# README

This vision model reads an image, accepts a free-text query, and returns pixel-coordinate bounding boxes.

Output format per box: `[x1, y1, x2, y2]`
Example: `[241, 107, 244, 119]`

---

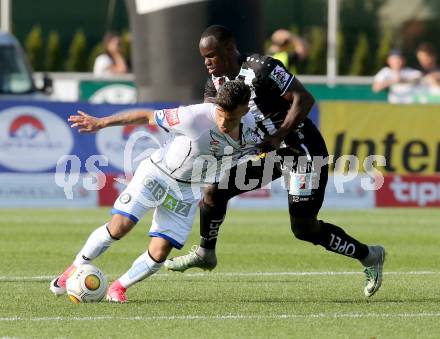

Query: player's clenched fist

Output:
[68, 110, 103, 133]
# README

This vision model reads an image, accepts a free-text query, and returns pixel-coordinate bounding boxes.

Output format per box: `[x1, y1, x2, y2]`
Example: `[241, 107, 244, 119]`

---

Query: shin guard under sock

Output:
[118, 251, 163, 288]
[73, 224, 117, 266]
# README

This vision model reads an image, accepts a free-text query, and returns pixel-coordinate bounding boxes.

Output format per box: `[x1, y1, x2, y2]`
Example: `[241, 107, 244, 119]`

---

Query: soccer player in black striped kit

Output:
[165, 25, 385, 297]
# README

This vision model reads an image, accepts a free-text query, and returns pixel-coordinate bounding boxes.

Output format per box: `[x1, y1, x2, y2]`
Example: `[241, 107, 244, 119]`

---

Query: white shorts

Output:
[112, 159, 201, 249]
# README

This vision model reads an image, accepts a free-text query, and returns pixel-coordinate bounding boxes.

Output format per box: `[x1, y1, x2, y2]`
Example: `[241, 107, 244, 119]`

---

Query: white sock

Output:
[118, 252, 163, 289]
[73, 224, 116, 267]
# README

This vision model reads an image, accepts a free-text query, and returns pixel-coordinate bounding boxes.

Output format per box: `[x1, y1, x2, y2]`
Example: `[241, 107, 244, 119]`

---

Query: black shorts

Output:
[215, 119, 329, 218]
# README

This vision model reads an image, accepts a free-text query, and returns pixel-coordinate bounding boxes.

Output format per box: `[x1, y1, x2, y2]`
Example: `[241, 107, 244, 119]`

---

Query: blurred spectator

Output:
[93, 32, 128, 77]
[268, 29, 308, 74]
[416, 43, 440, 88]
[372, 49, 421, 93]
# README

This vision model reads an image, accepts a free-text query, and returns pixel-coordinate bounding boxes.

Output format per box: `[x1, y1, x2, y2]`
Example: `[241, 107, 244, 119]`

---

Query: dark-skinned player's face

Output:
[199, 37, 231, 77]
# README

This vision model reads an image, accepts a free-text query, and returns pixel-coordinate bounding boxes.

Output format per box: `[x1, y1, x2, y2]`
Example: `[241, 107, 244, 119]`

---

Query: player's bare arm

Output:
[262, 78, 315, 150]
[68, 110, 155, 133]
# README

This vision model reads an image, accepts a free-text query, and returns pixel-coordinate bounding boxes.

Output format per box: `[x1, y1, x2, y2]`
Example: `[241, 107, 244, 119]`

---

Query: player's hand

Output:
[68, 110, 103, 133]
[260, 134, 283, 152]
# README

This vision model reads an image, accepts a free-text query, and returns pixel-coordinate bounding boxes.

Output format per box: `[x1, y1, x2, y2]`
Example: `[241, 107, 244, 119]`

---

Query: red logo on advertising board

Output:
[0, 107, 74, 172]
[376, 175, 440, 207]
[9, 115, 45, 138]
[98, 173, 133, 206]
[165, 108, 180, 126]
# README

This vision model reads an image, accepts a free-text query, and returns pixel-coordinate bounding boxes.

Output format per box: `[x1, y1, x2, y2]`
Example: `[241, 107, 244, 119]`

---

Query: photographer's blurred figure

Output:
[268, 29, 308, 75]
[93, 32, 128, 77]
[416, 43, 440, 88]
[372, 49, 421, 93]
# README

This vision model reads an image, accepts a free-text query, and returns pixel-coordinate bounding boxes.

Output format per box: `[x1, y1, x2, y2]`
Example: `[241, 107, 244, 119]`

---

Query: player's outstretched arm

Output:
[68, 110, 155, 133]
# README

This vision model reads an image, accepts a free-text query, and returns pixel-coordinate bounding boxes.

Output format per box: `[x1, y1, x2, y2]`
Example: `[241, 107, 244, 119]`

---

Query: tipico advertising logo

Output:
[0, 106, 74, 171]
[377, 175, 440, 207]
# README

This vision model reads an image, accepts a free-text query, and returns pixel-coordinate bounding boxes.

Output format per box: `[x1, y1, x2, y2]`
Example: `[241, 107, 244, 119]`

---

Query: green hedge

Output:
[24, 26, 397, 75]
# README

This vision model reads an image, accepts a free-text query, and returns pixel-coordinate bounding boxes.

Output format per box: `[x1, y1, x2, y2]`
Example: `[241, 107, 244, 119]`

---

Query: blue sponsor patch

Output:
[154, 110, 166, 127]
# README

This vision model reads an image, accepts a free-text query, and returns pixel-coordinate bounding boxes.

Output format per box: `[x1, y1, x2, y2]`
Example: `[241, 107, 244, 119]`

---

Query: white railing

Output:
[34, 72, 135, 82]
[35, 72, 374, 85]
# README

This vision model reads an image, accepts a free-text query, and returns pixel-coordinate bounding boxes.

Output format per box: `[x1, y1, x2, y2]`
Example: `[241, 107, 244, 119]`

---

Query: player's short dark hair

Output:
[216, 80, 250, 112]
[201, 25, 235, 45]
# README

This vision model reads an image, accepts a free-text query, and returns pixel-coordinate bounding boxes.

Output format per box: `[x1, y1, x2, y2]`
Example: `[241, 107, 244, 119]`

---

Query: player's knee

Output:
[108, 214, 136, 239]
[203, 185, 228, 207]
[290, 216, 321, 243]
[148, 237, 173, 262]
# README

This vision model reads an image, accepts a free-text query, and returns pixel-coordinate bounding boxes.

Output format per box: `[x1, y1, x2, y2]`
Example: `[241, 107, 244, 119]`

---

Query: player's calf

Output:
[199, 196, 228, 250]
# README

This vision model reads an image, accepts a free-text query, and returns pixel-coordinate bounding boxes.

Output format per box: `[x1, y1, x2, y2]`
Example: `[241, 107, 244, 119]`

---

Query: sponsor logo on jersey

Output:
[269, 65, 291, 90]
[0, 106, 74, 171]
[154, 110, 166, 127]
[165, 108, 180, 126]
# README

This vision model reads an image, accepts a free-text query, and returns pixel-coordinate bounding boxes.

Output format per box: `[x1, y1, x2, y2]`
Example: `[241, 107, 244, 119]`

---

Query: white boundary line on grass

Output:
[2, 313, 440, 322]
[1, 271, 440, 282]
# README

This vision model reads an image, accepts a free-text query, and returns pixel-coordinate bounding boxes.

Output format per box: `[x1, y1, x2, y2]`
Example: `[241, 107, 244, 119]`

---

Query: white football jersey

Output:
[150, 103, 261, 184]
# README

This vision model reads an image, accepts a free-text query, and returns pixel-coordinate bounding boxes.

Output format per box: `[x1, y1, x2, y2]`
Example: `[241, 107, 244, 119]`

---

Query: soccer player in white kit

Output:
[49, 80, 261, 302]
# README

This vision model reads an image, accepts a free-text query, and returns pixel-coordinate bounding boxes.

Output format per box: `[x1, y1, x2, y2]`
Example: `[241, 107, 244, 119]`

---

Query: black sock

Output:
[199, 202, 227, 249]
[318, 221, 369, 260]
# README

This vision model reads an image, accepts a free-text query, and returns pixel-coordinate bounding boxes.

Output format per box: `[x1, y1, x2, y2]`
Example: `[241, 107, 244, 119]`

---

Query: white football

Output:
[66, 264, 107, 303]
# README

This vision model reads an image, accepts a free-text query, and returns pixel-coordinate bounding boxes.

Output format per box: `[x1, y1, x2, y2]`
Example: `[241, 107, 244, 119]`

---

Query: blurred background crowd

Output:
[5, 0, 438, 75]
[1, 0, 439, 104]
[1, 0, 439, 209]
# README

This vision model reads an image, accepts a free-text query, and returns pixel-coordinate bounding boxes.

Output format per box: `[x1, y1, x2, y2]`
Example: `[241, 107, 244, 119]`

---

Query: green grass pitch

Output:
[1, 208, 440, 338]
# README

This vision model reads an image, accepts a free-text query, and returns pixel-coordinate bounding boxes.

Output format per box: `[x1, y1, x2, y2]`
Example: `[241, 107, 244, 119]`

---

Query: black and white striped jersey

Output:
[204, 54, 295, 139]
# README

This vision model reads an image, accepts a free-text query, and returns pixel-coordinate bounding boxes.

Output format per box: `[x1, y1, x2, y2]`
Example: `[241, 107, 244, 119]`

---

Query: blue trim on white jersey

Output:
[111, 208, 139, 223]
[149, 231, 183, 249]
[154, 110, 169, 132]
